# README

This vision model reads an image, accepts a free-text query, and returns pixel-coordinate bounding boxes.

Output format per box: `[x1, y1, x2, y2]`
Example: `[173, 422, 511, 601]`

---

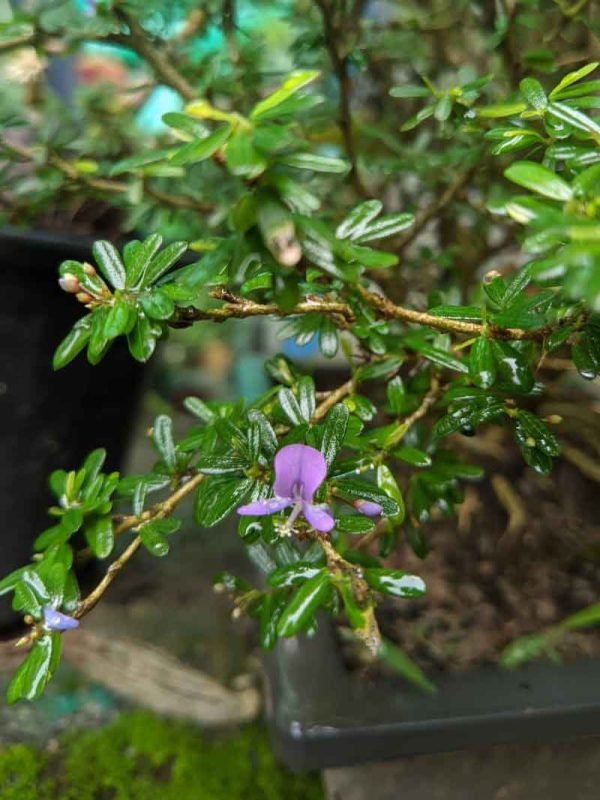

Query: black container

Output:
[264, 623, 600, 770]
[0, 228, 144, 629]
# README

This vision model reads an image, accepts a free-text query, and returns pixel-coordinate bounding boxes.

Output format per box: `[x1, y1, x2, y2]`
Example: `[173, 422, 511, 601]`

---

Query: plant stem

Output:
[113, 10, 196, 101]
[314, 0, 367, 196]
[175, 290, 356, 328]
[75, 472, 205, 619]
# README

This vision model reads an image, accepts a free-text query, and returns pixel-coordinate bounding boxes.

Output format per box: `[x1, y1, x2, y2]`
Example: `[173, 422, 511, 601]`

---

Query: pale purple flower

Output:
[237, 444, 335, 533]
[354, 499, 383, 517]
[43, 605, 79, 632]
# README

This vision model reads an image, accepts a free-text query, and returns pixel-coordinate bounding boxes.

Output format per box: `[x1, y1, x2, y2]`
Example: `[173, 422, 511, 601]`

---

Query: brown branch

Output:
[314, 0, 367, 196]
[113, 10, 196, 101]
[312, 378, 354, 421]
[1, 139, 212, 214]
[174, 290, 356, 328]
[397, 167, 475, 254]
[358, 286, 556, 341]
[75, 472, 205, 619]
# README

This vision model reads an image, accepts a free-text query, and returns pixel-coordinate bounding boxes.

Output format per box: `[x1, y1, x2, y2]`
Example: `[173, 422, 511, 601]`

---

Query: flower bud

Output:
[82, 262, 97, 276]
[483, 269, 502, 284]
[58, 273, 80, 294]
[76, 291, 93, 305]
[354, 499, 383, 517]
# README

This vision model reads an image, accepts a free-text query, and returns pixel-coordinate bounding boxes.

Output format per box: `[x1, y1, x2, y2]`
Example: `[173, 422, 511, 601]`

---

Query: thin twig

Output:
[314, 0, 367, 195]
[175, 291, 356, 328]
[113, 10, 196, 101]
[396, 167, 475, 254]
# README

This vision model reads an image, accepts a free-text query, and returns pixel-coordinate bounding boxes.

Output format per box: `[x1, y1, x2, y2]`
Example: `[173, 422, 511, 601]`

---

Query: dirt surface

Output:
[376, 439, 600, 674]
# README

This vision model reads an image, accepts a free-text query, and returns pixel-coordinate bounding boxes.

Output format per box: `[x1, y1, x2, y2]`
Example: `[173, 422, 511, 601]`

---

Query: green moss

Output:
[0, 713, 323, 800]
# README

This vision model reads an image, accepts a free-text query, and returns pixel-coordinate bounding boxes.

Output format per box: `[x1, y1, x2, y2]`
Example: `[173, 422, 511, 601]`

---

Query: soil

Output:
[360, 389, 600, 675]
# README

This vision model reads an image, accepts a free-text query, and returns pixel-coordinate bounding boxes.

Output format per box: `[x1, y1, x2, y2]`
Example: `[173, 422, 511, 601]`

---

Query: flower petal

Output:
[237, 497, 292, 516]
[302, 502, 335, 532]
[354, 499, 383, 517]
[43, 605, 79, 631]
[274, 444, 327, 501]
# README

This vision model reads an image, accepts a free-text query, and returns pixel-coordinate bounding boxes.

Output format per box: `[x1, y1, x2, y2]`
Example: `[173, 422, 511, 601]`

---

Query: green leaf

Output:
[139, 288, 175, 321]
[320, 404, 349, 468]
[250, 70, 319, 120]
[336, 200, 383, 240]
[469, 337, 496, 389]
[378, 637, 435, 693]
[476, 102, 527, 118]
[87, 308, 110, 365]
[277, 570, 330, 637]
[394, 447, 431, 467]
[389, 85, 431, 98]
[92, 241, 126, 289]
[268, 563, 325, 588]
[515, 410, 560, 456]
[550, 62, 599, 98]
[195, 476, 253, 527]
[490, 340, 534, 392]
[7, 634, 62, 704]
[353, 213, 414, 244]
[547, 101, 600, 138]
[153, 415, 176, 472]
[504, 161, 573, 201]
[184, 396, 216, 423]
[428, 305, 482, 322]
[278, 387, 305, 425]
[519, 77, 547, 110]
[501, 633, 552, 668]
[297, 377, 316, 422]
[258, 591, 288, 650]
[319, 317, 338, 358]
[124, 234, 163, 287]
[197, 454, 247, 475]
[334, 476, 401, 517]
[53, 317, 93, 370]
[84, 515, 114, 559]
[169, 125, 231, 166]
[104, 298, 136, 340]
[406, 340, 469, 374]
[138, 519, 172, 557]
[109, 149, 172, 175]
[364, 568, 426, 598]
[278, 152, 349, 173]
[127, 312, 160, 363]
[143, 241, 188, 287]
[247, 410, 278, 457]
[376, 465, 406, 523]
[560, 602, 600, 631]
[225, 131, 267, 178]
[336, 514, 374, 534]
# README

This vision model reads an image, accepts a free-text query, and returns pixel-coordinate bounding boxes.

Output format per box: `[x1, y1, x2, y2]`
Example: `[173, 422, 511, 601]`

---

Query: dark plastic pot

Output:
[264, 622, 600, 770]
[0, 228, 144, 630]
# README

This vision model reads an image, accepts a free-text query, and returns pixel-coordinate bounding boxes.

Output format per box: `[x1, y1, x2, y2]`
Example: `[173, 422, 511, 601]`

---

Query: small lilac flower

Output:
[237, 444, 335, 533]
[43, 605, 79, 632]
[354, 499, 383, 517]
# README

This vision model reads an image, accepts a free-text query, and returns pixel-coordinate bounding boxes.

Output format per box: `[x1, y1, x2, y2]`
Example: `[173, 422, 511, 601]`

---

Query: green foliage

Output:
[1, 0, 599, 703]
[0, 715, 323, 800]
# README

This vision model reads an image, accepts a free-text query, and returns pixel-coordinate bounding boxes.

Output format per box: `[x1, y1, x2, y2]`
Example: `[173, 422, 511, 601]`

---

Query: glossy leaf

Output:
[277, 570, 330, 637]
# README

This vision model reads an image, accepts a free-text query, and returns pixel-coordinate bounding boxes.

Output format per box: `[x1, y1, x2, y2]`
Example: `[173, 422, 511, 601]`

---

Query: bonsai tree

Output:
[0, 0, 599, 702]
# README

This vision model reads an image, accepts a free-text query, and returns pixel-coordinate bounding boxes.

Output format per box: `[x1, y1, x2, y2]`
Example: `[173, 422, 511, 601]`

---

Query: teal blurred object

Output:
[136, 86, 183, 133]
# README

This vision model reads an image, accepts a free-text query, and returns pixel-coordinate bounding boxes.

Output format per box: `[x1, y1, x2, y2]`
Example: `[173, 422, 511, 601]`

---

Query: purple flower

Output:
[237, 444, 335, 533]
[354, 499, 383, 517]
[43, 605, 79, 632]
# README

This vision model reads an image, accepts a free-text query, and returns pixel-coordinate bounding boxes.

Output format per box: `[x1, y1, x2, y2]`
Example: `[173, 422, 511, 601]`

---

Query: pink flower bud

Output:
[58, 273, 80, 294]
[354, 499, 383, 517]
[76, 291, 93, 305]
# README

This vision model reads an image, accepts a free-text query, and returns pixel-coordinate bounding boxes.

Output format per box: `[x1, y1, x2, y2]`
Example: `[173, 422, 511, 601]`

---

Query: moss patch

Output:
[0, 713, 323, 800]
